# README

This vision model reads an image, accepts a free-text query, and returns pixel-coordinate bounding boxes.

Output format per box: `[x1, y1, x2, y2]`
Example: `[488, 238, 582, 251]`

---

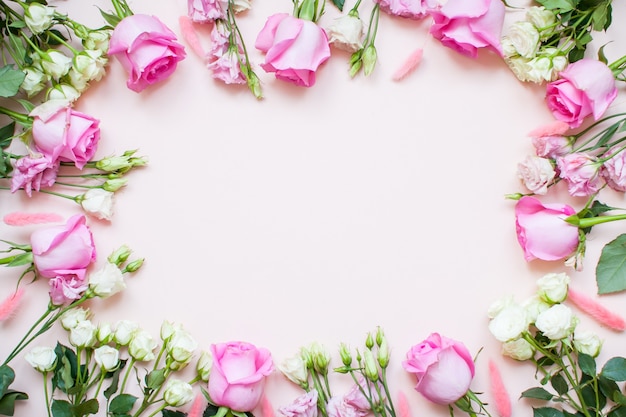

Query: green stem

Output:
[43, 371, 53, 417]
[0, 106, 31, 125]
[566, 213, 626, 228]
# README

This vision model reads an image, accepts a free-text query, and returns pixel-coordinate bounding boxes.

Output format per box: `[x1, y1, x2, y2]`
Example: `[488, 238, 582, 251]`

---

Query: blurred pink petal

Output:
[567, 288, 626, 331]
[393, 48, 423, 81]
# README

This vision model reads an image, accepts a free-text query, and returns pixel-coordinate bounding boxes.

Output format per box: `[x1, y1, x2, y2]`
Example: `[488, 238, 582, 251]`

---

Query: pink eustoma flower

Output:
[546, 59, 617, 128]
[402, 333, 475, 405]
[602, 149, 626, 192]
[48, 274, 89, 305]
[514, 196, 579, 262]
[188, 0, 225, 23]
[556, 152, 604, 197]
[255, 13, 330, 87]
[428, 0, 505, 58]
[375, 0, 438, 19]
[108, 14, 186, 92]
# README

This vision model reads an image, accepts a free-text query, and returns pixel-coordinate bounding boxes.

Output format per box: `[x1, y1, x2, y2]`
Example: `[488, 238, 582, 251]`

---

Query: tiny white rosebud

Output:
[97, 322, 114, 344]
[41, 50, 72, 80]
[25, 346, 57, 372]
[69, 320, 97, 348]
[507, 21, 540, 59]
[88, 262, 126, 298]
[47, 84, 80, 101]
[128, 329, 157, 361]
[60, 307, 91, 330]
[94, 345, 120, 372]
[573, 330, 603, 358]
[20, 67, 49, 97]
[536, 272, 570, 304]
[24, 4, 55, 34]
[501, 338, 535, 361]
[488, 303, 529, 342]
[535, 304, 578, 340]
[114, 320, 139, 346]
[196, 350, 212, 381]
[163, 379, 194, 407]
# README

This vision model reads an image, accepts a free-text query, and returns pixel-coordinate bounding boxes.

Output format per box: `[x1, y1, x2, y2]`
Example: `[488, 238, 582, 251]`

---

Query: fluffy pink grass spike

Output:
[527, 120, 570, 137]
[179, 15, 206, 58]
[396, 390, 412, 417]
[187, 394, 204, 417]
[260, 394, 275, 417]
[392, 48, 423, 81]
[4, 212, 63, 226]
[0, 289, 24, 321]
[489, 359, 511, 417]
[567, 287, 626, 331]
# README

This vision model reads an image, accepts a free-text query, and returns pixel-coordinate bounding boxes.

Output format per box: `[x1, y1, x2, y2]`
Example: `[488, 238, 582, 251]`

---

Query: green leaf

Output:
[145, 368, 166, 390]
[599, 376, 620, 400]
[578, 353, 597, 376]
[601, 357, 626, 381]
[202, 402, 220, 417]
[581, 373, 606, 409]
[533, 407, 566, 417]
[596, 234, 626, 294]
[535, 0, 575, 11]
[109, 394, 137, 415]
[0, 391, 28, 416]
[0, 66, 25, 98]
[97, 8, 122, 27]
[0, 122, 15, 149]
[521, 387, 554, 400]
[591, 1, 610, 30]
[6, 252, 33, 267]
[608, 406, 626, 417]
[73, 398, 99, 416]
[162, 410, 186, 417]
[331, 0, 345, 11]
[51, 399, 73, 417]
[104, 362, 125, 400]
[550, 373, 568, 395]
[0, 366, 15, 398]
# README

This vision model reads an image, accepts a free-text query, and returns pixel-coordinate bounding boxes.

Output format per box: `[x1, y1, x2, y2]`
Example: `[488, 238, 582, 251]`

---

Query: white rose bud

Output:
[488, 304, 529, 342]
[94, 346, 120, 372]
[501, 338, 535, 361]
[536, 272, 570, 304]
[526, 6, 556, 33]
[278, 352, 308, 386]
[25, 346, 57, 372]
[507, 21, 540, 59]
[83, 30, 110, 53]
[41, 49, 72, 79]
[505, 55, 533, 82]
[573, 330, 603, 358]
[167, 329, 198, 365]
[79, 188, 114, 221]
[25, 4, 55, 34]
[128, 329, 157, 361]
[522, 294, 550, 324]
[47, 84, 80, 101]
[535, 304, 578, 340]
[487, 295, 516, 319]
[326, 13, 364, 53]
[163, 379, 194, 407]
[60, 307, 91, 330]
[160, 320, 181, 341]
[97, 322, 114, 344]
[114, 320, 139, 346]
[20, 67, 49, 97]
[89, 262, 126, 298]
[196, 350, 212, 381]
[69, 320, 97, 348]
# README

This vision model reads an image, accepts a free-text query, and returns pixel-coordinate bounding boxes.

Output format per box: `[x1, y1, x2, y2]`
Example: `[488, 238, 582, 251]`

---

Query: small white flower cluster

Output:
[488, 272, 603, 360]
[501, 6, 568, 84]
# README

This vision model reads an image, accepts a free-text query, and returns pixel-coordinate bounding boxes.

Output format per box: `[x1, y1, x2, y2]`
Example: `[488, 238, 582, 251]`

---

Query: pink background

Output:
[2, 0, 626, 416]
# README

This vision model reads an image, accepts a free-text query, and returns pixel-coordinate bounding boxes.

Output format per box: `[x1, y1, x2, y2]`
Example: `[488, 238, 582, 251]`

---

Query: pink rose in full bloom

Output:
[279, 390, 319, 417]
[515, 196, 579, 262]
[208, 341, 274, 412]
[402, 333, 475, 405]
[428, 0, 505, 58]
[255, 13, 330, 87]
[108, 14, 186, 92]
[10, 155, 59, 196]
[602, 149, 626, 192]
[545, 59, 617, 128]
[30, 214, 97, 280]
[31, 102, 100, 169]
[375, 0, 439, 19]
[48, 274, 89, 305]
[556, 152, 604, 197]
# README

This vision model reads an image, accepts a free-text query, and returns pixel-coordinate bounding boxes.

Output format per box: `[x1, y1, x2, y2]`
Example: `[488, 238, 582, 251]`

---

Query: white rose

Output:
[536, 272, 570, 304]
[167, 328, 198, 365]
[89, 262, 126, 298]
[80, 188, 114, 221]
[488, 304, 529, 342]
[535, 304, 577, 340]
[128, 329, 157, 361]
[69, 320, 97, 348]
[505, 55, 533, 82]
[70, 50, 107, 91]
[25, 346, 57, 372]
[60, 307, 91, 330]
[41, 49, 72, 79]
[507, 21, 540, 59]
[517, 155, 555, 194]
[501, 338, 535, 361]
[196, 350, 212, 381]
[47, 84, 80, 101]
[83, 30, 110, 53]
[521, 294, 550, 324]
[97, 322, 114, 344]
[94, 346, 120, 372]
[573, 330, 603, 358]
[278, 352, 309, 386]
[20, 67, 49, 97]
[326, 13, 364, 53]
[114, 320, 139, 346]
[25, 4, 55, 34]
[487, 295, 516, 319]
[526, 6, 556, 34]
[163, 379, 194, 407]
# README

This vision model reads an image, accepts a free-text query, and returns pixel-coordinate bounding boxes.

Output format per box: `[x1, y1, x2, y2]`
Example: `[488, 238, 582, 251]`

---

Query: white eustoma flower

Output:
[94, 345, 120, 372]
[69, 320, 97, 348]
[279, 352, 309, 386]
[163, 379, 194, 407]
[89, 262, 126, 298]
[573, 330, 603, 358]
[25, 346, 57, 372]
[60, 307, 91, 330]
[517, 155, 556, 195]
[501, 338, 535, 361]
[536, 272, 570, 304]
[488, 303, 529, 342]
[507, 21, 540, 59]
[80, 188, 114, 221]
[129, 329, 157, 361]
[535, 304, 578, 340]
[326, 13, 364, 52]
[41, 49, 72, 79]
[24, 3, 55, 34]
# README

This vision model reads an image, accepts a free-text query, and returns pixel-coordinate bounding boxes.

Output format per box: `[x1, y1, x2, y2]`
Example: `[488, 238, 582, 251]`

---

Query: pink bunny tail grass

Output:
[4, 212, 63, 226]
[489, 359, 511, 417]
[0, 289, 24, 321]
[187, 394, 205, 417]
[396, 390, 412, 417]
[527, 120, 570, 137]
[567, 288, 626, 331]
[392, 48, 423, 81]
[179, 15, 206, 58]
[260, 395, 275, 417]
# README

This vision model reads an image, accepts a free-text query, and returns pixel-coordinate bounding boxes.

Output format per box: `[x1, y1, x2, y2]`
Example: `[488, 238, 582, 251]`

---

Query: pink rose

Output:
[375, 0, 438, 19]
[31, 103, 100, 170]
[402, 333, 475, 405]
[48, 274, 88, 305]
[208, 341, 274, 412]
[514, 196, 579, 262]
[428, 0, 504, 58]
[188, 0, 225, 23]
[10, 155, 59, 196]
[279, 390, 319, 417]
[556, 152, 603, 197]
[602, 149, 626, 192]
[108, 14, 186, 92]
[546, 59, 617, 128]
[30, 214, 97, 280]
[255, 13, 331, 87]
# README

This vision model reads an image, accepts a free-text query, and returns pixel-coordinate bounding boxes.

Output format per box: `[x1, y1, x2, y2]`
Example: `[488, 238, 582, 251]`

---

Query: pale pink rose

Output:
[108, 14, 186, 92]
[10, 155, 59, 196]
[546, 59, 617, 128]
[255, 14, 330, 87]
[517, 155, 556, 195]
[428, 0, 505, 58]
[326, 396, 368, 417]
[48, 274, 89, 305]
[374, 0, 438, 19]
[31, 103, 100, 169]
[208, 341, 274, 412]
[514, 196, 579, 262]
[279, 390, 319, 417]
[556, 152, 603, 197]
[30, 214, 97, 280]
[188, 0, 225, 23]
[402, 333, 475, 405]
[602, 149, 626, 191]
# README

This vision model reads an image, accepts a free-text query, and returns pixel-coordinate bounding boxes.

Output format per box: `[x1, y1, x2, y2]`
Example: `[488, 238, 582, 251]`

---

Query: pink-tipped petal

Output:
[0, 289, 24, 321]
[567, 288, 626, 331]
[392, 48, 423, 81]
[179, 15, 206, 58]
[489, 360, 511, 417]
[3, 212, 63, 226]
[396, 390, 412, 417]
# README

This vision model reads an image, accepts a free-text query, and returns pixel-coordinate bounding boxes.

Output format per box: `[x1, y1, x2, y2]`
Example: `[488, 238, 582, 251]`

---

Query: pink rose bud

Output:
[402, 333, 475, 405]
[108, 14, 186, 92]
[514, 196, 579, 262]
